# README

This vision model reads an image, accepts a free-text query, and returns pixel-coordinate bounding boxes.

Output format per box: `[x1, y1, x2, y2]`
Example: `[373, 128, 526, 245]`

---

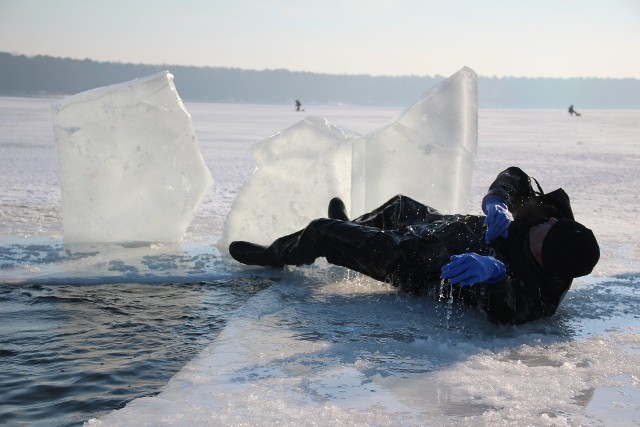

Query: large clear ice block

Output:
[52, 72, 213, 243]
[352, 67, 478, 216]
[221, 116, 357, 246]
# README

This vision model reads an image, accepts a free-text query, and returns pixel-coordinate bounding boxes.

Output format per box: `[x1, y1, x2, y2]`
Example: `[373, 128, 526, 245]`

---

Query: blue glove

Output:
[483, 195, 512, 242]
[440, 253, 506, 286]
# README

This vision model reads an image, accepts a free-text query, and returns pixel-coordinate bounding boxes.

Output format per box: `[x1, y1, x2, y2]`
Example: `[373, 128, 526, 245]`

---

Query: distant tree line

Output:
[1, 52, 639, 108]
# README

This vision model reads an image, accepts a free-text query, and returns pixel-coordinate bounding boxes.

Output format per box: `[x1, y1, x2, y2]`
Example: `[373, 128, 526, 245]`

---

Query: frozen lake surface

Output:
[1, 96, 639, 426]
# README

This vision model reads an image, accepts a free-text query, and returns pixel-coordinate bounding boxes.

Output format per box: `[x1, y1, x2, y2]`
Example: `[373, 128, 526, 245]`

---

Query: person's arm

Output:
[440, 253, 506, 285]
[483, 166, 536, 211]
[440, 253, 532, 324]
[439, 251, 570, 324]
[482, 167, 537, 242]
[482, 196, 511, 241]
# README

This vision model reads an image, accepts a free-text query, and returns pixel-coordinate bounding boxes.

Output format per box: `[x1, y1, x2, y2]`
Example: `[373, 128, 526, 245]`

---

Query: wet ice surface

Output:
[86, 270, 640, 427]
[1, 96, 639, 426]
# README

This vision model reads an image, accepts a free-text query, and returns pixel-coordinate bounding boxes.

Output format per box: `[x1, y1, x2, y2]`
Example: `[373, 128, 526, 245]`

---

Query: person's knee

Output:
[308, 218, 335, 229]
[302, 218, 337, 241]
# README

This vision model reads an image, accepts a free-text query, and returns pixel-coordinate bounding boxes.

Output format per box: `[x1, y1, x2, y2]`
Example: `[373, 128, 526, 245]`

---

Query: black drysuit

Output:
[264, 167, 575, 324]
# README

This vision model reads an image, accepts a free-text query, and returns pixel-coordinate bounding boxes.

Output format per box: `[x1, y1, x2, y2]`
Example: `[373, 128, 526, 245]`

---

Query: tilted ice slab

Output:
[52, 72, 213, 243]
[222, 67, 477, 246]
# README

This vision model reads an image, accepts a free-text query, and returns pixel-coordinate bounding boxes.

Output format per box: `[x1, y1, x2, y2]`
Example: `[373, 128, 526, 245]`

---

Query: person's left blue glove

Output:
[483, 195, 512, 242]
[440, 253, 506, 286]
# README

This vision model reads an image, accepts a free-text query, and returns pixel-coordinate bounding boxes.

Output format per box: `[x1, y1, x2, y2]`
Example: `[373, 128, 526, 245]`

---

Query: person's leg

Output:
[287, 218, 450, 292]
[276, 219, 401, 277]
[230, 218, 405, 282]
[230, 216, 459, 296]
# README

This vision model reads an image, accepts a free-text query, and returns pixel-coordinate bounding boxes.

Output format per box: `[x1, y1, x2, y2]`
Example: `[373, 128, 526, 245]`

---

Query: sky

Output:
[1, 0, 639, 79]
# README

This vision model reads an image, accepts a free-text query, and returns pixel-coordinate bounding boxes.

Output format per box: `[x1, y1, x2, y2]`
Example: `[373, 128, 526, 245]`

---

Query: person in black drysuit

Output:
[229, 166, 600, 324]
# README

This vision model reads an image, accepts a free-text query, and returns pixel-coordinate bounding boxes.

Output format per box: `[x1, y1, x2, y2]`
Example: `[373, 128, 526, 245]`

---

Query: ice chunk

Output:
[352, 67, 478, 215]
[222, 67, 477, 246]
[222, 116, 358, 245]
[52, 71, 213, 243]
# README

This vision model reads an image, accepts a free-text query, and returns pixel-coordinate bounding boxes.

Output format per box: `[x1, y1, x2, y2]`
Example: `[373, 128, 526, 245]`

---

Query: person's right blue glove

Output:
[440, 253, 506, 286]
[483, 195, 512, 242]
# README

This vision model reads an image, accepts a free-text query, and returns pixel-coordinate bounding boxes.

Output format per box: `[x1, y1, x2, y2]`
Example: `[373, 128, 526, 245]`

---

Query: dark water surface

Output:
[0, 279, 271, 426]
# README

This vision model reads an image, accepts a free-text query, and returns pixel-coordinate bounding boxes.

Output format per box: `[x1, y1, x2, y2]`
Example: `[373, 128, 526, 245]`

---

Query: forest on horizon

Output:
[1, 52, 639, 109]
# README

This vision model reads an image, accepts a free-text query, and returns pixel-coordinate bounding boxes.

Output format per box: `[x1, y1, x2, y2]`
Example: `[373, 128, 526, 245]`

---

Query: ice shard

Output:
[52, 71, 213, 243]
[222, 117, 358, 245]
[222, 67, 477, 247]
[352, 67, 478, 215]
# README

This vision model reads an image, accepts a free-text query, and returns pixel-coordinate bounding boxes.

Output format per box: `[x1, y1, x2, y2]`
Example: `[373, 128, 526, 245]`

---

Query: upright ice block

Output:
[221, 116, 357, 245]
[52, 72, 213, 243]
[351, 67, 478, 216]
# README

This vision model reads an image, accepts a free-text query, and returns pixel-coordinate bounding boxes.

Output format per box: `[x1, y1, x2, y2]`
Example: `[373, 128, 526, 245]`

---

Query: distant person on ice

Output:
[295, 100, 302, 111]
[229, 166, 600, 325]
[568, 105, 581, 116]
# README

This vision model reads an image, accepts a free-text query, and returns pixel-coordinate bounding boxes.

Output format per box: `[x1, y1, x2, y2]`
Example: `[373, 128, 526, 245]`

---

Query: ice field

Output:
[1, 94, 639, 426]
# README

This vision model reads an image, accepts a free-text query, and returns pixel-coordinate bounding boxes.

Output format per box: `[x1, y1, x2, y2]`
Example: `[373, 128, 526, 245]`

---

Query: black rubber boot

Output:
[328, 197, 349, 221]
[228, 241, 285, 268]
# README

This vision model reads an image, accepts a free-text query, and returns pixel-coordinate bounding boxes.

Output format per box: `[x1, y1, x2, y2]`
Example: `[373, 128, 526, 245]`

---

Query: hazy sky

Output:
[1, 0, 639, 78]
